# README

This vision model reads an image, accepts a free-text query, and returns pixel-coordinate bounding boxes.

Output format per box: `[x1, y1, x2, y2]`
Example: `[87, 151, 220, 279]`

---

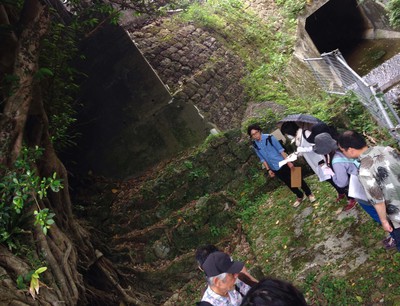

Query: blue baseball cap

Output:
[202, 251, 244, 277]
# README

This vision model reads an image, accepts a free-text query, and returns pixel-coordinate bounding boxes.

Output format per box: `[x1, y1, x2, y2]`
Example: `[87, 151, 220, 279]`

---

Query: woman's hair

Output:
[247, 124, 262, 136]
[240, 278, 308, 306]
[280, 122, 299, 137]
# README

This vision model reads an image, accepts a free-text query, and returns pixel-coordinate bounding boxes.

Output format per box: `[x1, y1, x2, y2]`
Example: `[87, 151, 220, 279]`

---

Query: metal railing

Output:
[304, 49, 400, 142]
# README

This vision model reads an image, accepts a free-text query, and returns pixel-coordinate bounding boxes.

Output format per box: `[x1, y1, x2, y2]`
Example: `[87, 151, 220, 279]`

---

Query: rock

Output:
[153, 240, 171, 259]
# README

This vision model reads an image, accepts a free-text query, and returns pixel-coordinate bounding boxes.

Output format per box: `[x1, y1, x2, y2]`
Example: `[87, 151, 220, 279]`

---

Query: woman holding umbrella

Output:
[278, 115, 331, 182]
[247, 124, 316, 207]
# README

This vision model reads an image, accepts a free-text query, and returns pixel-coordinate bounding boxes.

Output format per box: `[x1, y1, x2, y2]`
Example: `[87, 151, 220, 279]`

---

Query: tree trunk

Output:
[0, 1, 149, 304]
[0, 1, 89, 304]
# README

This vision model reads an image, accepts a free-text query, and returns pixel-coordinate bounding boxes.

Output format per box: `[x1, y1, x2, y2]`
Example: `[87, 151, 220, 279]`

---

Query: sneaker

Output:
[336, 193, 346, 202]
[343, 199, 357, 211]
[293, 197, 304, 208]
[382, 236, 397, 250]
[308, 194, 316, 203]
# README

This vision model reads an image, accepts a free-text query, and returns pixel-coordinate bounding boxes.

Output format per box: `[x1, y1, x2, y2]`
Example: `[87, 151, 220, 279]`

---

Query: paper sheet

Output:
[296, 146, 314, 153]
[278, 153, 298, 168]
[348, 174, 368, 201]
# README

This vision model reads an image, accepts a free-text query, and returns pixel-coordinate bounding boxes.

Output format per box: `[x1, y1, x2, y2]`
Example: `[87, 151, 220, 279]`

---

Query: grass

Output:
[174, 0, 397, 139]
[176, 0, 299, 106]
[236, 173, 400, 305]
[127, 0, 400, 303]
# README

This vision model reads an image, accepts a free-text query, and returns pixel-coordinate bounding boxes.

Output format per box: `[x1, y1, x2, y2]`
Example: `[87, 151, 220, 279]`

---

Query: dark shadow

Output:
[305, 0, 369, 57]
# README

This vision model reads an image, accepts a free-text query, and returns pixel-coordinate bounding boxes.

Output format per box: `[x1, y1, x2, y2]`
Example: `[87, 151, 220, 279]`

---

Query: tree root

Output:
[94, 250, 153, 306]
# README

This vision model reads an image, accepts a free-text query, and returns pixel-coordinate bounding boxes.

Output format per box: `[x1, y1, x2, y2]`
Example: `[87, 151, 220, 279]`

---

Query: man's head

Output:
[337, 130, 367, 159]
[203, 251, 244, 294]
[240, 278, 308, 306]
[247, 124, 262, 141]
[195, 244, 219, 269]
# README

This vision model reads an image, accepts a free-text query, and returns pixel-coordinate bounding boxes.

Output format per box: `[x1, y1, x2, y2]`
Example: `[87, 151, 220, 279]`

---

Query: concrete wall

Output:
[294, 0, 400, 60]
[70, 24, 212, 178]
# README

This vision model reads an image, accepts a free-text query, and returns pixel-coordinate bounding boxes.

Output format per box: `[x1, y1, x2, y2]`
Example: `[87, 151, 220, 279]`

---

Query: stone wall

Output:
[129, 22, 249, 130]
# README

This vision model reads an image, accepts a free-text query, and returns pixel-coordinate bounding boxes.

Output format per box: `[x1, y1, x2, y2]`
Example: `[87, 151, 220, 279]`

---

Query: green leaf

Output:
[46, 219, 55, 225]
[35, 267, 47, 275]
[16, 275, 26, 289]
[29, 276, 39, 297]
[38, 67, 54, 77]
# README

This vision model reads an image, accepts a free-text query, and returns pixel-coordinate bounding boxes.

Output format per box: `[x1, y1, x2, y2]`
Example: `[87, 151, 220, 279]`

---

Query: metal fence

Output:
[304, 49, 400, 142]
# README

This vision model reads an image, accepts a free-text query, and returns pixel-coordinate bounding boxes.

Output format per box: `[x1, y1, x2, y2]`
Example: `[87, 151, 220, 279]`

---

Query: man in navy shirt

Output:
[247, 124, 315, 207]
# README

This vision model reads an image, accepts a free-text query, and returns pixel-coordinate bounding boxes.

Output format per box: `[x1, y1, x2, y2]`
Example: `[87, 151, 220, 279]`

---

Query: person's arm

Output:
[280, 151, 294, 169]
[263, 161, 275, 177]
[358, 170, 391, 232]
[374, 202, 393, 232]
[240, 266, 258, 284]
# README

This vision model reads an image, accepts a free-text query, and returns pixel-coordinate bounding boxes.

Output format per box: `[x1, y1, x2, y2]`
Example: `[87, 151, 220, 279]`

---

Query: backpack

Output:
[252, 135, 277, 151]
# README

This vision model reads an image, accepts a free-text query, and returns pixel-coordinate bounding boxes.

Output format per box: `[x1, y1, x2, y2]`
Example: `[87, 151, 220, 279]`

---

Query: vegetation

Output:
[0, 146, 61, 249]
[0, 0, 153, 304]
[236, 173, 400, 305]
[388, 0, 400, 28]
[1, 0, 399, 304]
[159, 0, 400, 304]
[178, 0, 298, 106]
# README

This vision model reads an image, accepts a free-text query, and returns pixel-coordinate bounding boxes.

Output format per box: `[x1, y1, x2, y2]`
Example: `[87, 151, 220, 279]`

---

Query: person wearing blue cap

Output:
[200, 251, 251, 305]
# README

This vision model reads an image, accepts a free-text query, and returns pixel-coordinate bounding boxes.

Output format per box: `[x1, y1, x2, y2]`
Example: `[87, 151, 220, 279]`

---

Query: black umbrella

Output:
[277, 114, 322, 132]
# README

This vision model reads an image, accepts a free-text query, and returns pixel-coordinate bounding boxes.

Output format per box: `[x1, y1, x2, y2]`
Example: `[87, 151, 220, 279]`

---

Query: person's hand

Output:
[287, 162, 294, 169]
[381, 220, 393, 233]
[267, 169, 275, 178]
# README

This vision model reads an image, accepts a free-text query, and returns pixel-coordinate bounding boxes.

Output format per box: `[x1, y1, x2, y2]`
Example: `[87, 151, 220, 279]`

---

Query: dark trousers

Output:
[389, 226, 400, 252]
[273, 164, 312, 198]
[326, 178, 354, 200]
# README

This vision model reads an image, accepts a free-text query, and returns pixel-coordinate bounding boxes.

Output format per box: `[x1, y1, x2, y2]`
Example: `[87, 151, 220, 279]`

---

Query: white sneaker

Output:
[293, 197, 304, 207]
[308, 194, 316, 203]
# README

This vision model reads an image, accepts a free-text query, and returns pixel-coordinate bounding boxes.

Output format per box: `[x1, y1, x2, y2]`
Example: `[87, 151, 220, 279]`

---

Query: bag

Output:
[253, 134, 287, 152]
